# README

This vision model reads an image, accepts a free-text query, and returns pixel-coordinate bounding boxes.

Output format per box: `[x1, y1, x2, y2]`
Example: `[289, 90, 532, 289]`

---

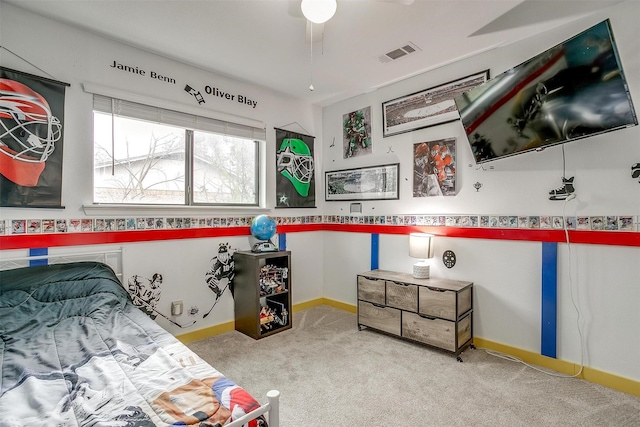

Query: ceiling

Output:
[3, 0, 624, 107]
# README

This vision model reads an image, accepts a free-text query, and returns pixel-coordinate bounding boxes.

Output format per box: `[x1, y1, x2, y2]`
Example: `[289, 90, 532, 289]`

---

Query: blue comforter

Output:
[0, 262, 264, 426]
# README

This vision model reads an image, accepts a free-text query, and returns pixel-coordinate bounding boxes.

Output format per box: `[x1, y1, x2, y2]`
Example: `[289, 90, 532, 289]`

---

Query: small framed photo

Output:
[343, 106, 372, 158]
[529, 216, 540, 228]
[11, 220, 26, 234]
[55, 219, 68, 233]
[82, 219, 93, 232]
[69, 219, 82, 232]
[590, 216, 604, 230]
[42, 219, 55, 233]
[104, 219, 115, 231]
[540, 216, 552, 229]
[619, 216, 634, 231]
[27, 220, 41, 234]
[576, 216, 590, 230]
[552, 216, 564, 229]
[413, 138, 457, 197]
[94, 219, 106, 232]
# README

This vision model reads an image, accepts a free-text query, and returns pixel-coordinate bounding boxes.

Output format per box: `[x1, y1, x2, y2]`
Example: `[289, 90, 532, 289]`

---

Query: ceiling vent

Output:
[378, 42, 421, 63]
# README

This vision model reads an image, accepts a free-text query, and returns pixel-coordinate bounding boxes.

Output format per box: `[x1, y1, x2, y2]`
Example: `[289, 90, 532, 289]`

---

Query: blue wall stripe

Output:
[29, 247, 48, 266]
[541, 242, 558, 358]
[278, 233, 286, 251]
[371, 234, 379, 270]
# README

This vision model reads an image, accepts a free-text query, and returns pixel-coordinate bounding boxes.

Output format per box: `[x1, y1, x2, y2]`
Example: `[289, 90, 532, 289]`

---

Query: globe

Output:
[250, 215, 277, 241]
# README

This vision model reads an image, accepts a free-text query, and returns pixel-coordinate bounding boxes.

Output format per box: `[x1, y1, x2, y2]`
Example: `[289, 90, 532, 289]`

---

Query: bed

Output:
[0, 252, 279, 427]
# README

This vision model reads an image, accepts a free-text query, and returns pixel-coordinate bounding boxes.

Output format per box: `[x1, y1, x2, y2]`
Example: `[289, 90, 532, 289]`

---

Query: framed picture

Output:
[343, 106, 372, 158]
[325, 163, 399, 201]
[382, 70, 489, 137]
[413, 138, 457, 197]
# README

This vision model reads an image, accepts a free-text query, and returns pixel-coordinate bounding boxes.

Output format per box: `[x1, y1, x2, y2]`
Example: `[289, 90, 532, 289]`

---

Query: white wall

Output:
[322, 2, 640, 217]
[2, 1, 639, 383]
[321, 1, 640, 382]
[0, 2, 324, 218]
[0, 2, 325, 334]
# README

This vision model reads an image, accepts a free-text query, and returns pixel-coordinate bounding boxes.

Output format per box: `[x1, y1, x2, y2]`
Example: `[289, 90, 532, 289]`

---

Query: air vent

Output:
[378, 42, 421, 63]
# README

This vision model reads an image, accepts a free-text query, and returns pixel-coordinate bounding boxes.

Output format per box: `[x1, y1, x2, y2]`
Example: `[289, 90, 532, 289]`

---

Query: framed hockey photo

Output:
[382, 70, 489, 137]
[343, 106, 372, 158]
[413, 138, 457, 197]
[325, 163, 399, 201]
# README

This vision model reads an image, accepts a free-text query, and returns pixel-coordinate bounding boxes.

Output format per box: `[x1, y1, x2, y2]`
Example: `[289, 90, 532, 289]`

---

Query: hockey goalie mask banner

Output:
[0, 67, 68, 207]
[275, 128, 316, 208]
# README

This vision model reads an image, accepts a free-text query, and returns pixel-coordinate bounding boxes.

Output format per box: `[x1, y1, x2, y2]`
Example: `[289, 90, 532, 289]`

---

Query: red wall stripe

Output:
[1, 223, 638, 250]
[321, 224, 640, 246]
[0, 227, 251, 250]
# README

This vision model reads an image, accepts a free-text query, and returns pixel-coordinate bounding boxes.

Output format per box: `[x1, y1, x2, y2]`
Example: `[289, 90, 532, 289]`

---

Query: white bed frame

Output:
[0, 248, 124, 279]
[226, 389, 280, 427]
[0, 247, 281, 427]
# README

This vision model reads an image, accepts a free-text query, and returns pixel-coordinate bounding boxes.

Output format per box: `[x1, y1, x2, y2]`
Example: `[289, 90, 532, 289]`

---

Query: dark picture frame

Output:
[382, 70, 489, 137]
[325, 163, 399, 201]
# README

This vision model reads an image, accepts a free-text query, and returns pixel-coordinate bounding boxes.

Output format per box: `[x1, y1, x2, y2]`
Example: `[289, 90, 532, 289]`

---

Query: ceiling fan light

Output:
[301, 0, 337, 24]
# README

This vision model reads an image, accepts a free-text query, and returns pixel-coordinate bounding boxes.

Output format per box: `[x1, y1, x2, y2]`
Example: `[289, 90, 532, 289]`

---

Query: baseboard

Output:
[177, 320, 235, 344]
[291, 297, 358, 313]
[177, 297, 355, 344]
[473, 337, 640, 398]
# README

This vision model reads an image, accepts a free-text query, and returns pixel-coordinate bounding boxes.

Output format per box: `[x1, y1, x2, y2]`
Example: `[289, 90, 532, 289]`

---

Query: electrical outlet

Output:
[171, 300, 183, 316]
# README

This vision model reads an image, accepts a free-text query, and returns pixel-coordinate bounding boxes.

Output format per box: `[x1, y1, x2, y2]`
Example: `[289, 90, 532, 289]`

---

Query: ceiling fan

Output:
[301, 0, 415, 23]
[301, 0, 338, 24]
[294, 0, 414, 44]
[295, 0, 414, 91]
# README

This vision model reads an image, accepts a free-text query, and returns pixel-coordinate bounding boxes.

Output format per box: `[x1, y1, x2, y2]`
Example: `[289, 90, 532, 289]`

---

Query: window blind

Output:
[93, 94, 266, 141]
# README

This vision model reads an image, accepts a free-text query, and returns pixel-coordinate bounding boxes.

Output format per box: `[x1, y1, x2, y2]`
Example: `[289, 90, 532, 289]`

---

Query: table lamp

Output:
[409, 233, 434, 279]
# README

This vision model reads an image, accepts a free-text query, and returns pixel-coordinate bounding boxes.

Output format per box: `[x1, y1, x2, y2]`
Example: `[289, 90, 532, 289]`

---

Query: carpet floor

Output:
[188, 305, 640, 426]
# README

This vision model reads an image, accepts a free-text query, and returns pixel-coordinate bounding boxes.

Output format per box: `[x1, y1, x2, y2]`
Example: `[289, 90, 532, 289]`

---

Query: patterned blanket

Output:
[0, 262, 266, 426]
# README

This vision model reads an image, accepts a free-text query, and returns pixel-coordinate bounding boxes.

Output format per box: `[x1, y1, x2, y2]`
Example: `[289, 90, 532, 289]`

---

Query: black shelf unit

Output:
[233, 250, 292, 339]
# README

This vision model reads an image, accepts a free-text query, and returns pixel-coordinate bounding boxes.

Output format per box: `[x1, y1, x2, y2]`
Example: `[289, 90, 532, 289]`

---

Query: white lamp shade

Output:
[301, 0, 337, 24]
[409, 233, 434, 279]
[409, 233, 434, 259]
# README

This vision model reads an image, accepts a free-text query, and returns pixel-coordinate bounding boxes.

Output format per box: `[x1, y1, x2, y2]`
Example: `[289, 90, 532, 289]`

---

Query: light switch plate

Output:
[171, 300, 183, 316]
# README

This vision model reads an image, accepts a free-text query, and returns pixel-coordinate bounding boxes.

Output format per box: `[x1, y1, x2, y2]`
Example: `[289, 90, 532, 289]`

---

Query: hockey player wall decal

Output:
[127, 273, 162, 320]
[203, 242, 235, 318]
[127, 273, 196, 328]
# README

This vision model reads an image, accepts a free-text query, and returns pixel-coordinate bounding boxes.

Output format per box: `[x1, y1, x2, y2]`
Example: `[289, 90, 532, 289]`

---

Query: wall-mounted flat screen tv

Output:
[455, 19, 637, 164]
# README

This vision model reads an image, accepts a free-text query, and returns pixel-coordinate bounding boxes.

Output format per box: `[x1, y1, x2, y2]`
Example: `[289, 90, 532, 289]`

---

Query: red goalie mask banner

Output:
[0, 67, 69, 208]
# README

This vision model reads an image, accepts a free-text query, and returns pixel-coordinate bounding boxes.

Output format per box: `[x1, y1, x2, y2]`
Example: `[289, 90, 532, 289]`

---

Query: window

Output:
[92, 95, 264, 206]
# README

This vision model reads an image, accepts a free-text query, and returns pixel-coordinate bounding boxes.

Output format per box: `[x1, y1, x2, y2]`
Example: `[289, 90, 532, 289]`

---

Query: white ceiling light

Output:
[301, 0, 337, 24]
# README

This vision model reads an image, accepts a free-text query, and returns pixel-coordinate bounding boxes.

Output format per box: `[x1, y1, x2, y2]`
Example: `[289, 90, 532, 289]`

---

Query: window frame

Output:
[91, 95, 264, 210]
[186, 129, 261, 207]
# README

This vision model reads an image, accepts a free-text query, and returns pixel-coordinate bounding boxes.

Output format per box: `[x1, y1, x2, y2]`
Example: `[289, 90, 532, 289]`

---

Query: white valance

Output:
[84, 82, 266, 141]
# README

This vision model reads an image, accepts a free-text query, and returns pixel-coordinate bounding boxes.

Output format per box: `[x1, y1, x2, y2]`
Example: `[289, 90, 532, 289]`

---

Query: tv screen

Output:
[455, 20, 637, 164]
